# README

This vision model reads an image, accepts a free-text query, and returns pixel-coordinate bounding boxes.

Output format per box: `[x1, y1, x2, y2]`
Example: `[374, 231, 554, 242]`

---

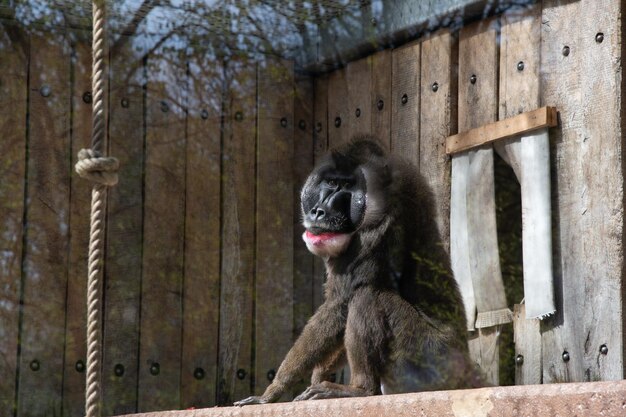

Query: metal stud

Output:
[280, 117, 288, 128]
[600, 344, 608, 355]
[517, 61, 525, 71]
[114, 363, 125, 377]
[194, 367, 205, 380]
[267, 369, 276, 382]
[235, 111, 243, 121]
[150, 362, 160, 376]
[40, 85, 51, 97]
[470, 74, 477, 84]
[82, 91, 92, 104]
[595, 32, 604, 43]
[376, 99, 384, 111]
[355, 108, 361, 118]
[334, 116, 342, 128]
[562, 46, 570, 56]
[75, 360, 85, 373]
[236, 368, 247, 380]
[30, 359, 40, 372]
[160, 101, 169, 113]
[316, 122, 322, 133]
[298, 119, 306, 130]
[515, 354, 524, 366]
[401, 94, 408, 105]
[200, 109, 209, 120]
[432, 82, 439, 92]
[562, 351, 570, 362]
[121, 98, 130, 108]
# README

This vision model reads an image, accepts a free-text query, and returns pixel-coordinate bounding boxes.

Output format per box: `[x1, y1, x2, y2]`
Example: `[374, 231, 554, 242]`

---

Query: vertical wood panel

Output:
[103, 38, 145, 416]
[514, 304, 541, 385]
[371, 50, 392, 149]
[138, 52, 187, 412]
[419, 30, 457, 253]
[0, 23, 27, 413]
[62, 39, 91, 417]
[217, 58, 256, 405]
[346, 56, 372, 138]
[391, 41, 420, 164]
[255, 58, 294, 396]
[327, 68, 350, 147]
[17, 33, 71, 417]
[180, 56, 223, 408]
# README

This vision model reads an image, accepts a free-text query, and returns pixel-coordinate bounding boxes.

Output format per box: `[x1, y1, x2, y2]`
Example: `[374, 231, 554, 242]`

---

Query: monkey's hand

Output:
[233, 396, 269, 406]
[294, 381, 368, 401]
[234, 381, 285, 406]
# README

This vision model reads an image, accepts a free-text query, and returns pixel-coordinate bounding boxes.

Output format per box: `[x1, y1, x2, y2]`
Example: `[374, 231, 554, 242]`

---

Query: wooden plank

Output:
[17, 32, 71, 417]
[180, 55, 222, 409]
[255, 58, 295, 396]
[371, 50, 392, 149]
[327, 68, 350, 147]
[457, 19, 504, 385]
[541, 0, 624, 383]
[446, 106, 557, 154]
[514, 304, 541, 384]
[102, 37, 145, 416]
[138, 51, 187, 412]
[0, 22, 27, 414]
[346, 56, 372, 138]
[312, 76, 328, 311]
[62, 38, 91, 417]
[217, 58, 256, 405]
[419, 29, 457, 253]
[391, 40, 420, 164]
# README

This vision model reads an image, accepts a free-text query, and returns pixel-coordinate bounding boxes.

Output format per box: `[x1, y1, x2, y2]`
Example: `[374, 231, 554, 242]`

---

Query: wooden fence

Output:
[0, 0, 624, 416]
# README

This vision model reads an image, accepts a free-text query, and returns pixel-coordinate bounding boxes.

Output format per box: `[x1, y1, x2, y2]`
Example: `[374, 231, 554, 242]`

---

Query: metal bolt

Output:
[334, 116, 341, 128]
[75, 360, 85, 373]
[515, 354, 524, 366]
[432, 82, 439, 92]
[562, 351, 570, 362]
[298, 119, 306, 130]
[376, 99, 384, 111]
[267, 369, 276, 382]
[355, 108, 361, 118]
[160, 101, 169, 113]
[114, 363, 125, 377]
[40, 85, 51, 97]
[236, 368, 247, 380]
[562, 46, 570, 56]
[235, 111, 243, 121]
[470, 74, 477, 84]
[316, 122, 322, 133]
[401, 94, 408, 105]
[280, 117, 288, 128]
[596, 32, 604, 43]
[600, 344, 608, 355]
[30, 359, 40, 372]
[200, 109, 209, 120]
[82, 91, 92, 104]
[150, 362, 160, 376]
[121, 98, 130, 108]
[194, 367, 205, 380]
[517, 61, 525, 71]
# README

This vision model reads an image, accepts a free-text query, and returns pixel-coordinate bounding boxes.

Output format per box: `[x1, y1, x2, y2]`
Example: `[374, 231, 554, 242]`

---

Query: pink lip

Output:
[305, 230, 342, 245]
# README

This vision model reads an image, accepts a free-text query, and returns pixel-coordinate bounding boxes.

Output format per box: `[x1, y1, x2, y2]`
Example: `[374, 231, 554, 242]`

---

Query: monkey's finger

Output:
[233, 396, 265, 406]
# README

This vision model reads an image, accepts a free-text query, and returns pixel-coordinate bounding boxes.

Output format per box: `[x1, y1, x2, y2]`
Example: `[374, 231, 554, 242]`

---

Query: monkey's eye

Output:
[326, 179, 338, 188]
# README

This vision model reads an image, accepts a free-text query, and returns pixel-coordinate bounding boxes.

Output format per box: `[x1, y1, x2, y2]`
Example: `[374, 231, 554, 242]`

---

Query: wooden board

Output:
[514, 304, 541, 384]
[327, 68, 350, 147]
[540, 0, 624, 382]
[391, 40, 420, 165]
[102, 37, 145, 416]
[419, 29, 457, 253]
[62, 39, 91, 417]
[138, 51, 186, 412]
[17, 32, 71, 417]
[346, 56, 372, 138]
[457, 19, 504, 385]
[180, 54, 222, 409]
[371, 50, 392, 149]
[0, 22, 27, 413]
[255, 58, 295, 396]
[217, 58, 256, 405]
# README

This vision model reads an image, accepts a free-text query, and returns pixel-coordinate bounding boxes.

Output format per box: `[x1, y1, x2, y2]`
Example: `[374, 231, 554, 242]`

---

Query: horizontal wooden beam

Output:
[446, 106, 558, 154]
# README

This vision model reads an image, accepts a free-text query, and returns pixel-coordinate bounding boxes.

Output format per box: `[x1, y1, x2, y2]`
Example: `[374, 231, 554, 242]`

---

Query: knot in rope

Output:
[75, 148, 119, 186]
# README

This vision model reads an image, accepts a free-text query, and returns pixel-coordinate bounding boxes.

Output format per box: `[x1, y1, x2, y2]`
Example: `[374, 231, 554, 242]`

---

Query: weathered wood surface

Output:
[346, 56, 372, 139]
[103, 38, 145, 416]
[514, 304, 541, 385]
[180, 56, 222, 409]
[17, 33, 71, 417]
[371, 50, 392, 149]
[138, 51, 187, 412]
[255, 58, 295, 396]
[540, 0, 624, 383]
[0, 22, 27, 413]
[218, 58, 257, 405]
[391, 40, 420, 165]
[328, 68, 350, 146]
[62, 39, 91, 417]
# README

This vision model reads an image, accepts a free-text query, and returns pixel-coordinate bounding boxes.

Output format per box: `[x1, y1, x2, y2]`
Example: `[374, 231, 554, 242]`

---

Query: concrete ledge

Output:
[120, 380, 626, 417]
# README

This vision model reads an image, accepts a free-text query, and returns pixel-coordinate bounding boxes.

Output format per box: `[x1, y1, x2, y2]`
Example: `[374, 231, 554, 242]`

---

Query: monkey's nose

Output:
[310, 207, 325, 221]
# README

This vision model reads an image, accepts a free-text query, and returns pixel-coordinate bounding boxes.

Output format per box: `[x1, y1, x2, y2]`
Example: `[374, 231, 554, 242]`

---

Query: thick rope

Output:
[76, 1, 118, 416]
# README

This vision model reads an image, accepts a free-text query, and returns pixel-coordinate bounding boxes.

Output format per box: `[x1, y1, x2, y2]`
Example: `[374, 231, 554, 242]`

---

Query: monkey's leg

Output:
[311, 346, 346, 384]
[234, 300, 346, 406]
[294, 288, 385, 401]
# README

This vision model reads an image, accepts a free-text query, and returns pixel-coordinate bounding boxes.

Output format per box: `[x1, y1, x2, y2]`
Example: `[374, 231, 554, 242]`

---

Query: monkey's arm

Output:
[234, 300, 346, 406]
